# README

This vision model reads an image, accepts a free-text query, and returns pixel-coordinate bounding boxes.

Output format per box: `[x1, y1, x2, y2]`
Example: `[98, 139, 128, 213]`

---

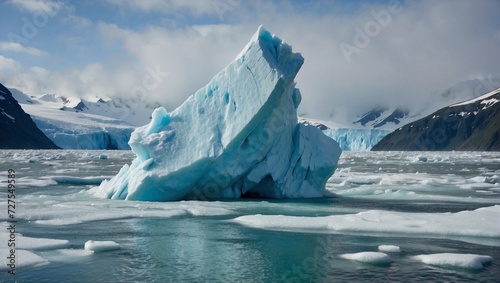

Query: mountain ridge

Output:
[0, 83, 59, 149]
[372, 88, 500, 151]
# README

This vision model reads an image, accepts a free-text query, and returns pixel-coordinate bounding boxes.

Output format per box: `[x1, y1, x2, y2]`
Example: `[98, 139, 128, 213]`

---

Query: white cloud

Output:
[8, 0, 64, 15]
[0, 42, 45, 56]
[64, 15, 92, 29]
[97, 22, 257, 109]
[3, 0, 499, 124]
[104, 0, 235, 18]
[93, 0, 500, 122]
[0, 56, 21, 71]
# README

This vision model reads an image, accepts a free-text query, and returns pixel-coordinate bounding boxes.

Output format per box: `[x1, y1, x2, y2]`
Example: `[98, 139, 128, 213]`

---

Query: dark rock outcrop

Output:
[0, 83, 59, 149]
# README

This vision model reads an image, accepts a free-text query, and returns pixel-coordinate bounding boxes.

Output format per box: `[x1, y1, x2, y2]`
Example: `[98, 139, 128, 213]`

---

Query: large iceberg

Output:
[94, 26, 342, 201]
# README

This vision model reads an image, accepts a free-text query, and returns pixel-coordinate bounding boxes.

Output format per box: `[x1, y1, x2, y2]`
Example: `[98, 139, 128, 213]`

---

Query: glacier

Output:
[299, 118, 391, 151]
[322, 128, 391, 151]
[11, 89, 156, 150]
[94, 26, 342, 201]
[31, 117, 133, 150]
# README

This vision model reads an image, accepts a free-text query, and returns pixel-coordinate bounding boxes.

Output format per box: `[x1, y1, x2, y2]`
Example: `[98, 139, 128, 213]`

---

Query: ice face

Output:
[95, 26, 342, 201]
[322, 128, 391, 151]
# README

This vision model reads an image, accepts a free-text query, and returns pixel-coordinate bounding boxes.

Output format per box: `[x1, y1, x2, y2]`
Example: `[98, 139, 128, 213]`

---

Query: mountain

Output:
[9, 88, 158, 149]
[352, 76, 500, 130]
[354, 107, 412, 129]
[372, 88, 500, 151]
[0, 83, 59, 149]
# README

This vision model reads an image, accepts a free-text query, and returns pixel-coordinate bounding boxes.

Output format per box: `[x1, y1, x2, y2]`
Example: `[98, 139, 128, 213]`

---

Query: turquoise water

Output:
[1, 150, 499, 282]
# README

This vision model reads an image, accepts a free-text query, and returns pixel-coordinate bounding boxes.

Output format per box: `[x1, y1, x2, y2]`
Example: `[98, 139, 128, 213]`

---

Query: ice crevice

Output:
[93, 25, 341, 201]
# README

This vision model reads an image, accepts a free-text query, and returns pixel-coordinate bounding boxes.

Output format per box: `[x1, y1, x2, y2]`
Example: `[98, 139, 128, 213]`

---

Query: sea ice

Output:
[94, 26, 341, 201]
[232, 205, 500, 244]
[413, 253, 493, 270]
[0, 224, 70, 250]
[84, 240, 120, 252]
[378, 245, 401, 252]
[57, 249, 95, 257]
[0, 249, 49, 271]
[29, 200, 235, 226]
[340, 252, 392, 265]
[17, 236, 70, 250]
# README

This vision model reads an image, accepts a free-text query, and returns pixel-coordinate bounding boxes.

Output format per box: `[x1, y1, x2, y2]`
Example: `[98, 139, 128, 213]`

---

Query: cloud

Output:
[8, 0, 64, 15]
[95, 0, 500, 122]
[104, 0, 226, 17]
[97, 22, 254, 109]
[64, 15, 92, 29]
[0, 42, 45, 56]
[2, 0, 499, 125]
[0, 56, 21, 72]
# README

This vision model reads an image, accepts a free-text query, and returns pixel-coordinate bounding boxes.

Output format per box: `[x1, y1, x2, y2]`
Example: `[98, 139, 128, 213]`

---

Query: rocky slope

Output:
[0, 83, 59, 149]
[372, 88, 500, 151]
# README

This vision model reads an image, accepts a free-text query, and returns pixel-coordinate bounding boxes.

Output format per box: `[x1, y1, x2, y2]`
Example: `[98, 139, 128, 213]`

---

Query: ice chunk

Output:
[378, 245, 401, 252]
[84, 240, 120, 252]
[0, 249, 49, 271]
[413, 253, 493, 270]
[95, 26, 341, 201]
[340, 252, 392, 265]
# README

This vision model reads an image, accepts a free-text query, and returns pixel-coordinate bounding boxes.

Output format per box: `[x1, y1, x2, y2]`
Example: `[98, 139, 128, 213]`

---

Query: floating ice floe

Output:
[0, 249, 49, 271]
[27, 200, 235, 226]
[340, 252, 392, 265]
[0, 224, 70, 250]
[232, 205, 500, 245]
[378, 245, 401, 253]
[413, 253, 493, 270]
[84, 240, 120, 252]
[94, 26, 341, 201]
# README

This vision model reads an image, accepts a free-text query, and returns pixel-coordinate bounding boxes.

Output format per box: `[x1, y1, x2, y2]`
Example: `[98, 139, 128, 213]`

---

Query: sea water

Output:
[0, 150, 499, 282]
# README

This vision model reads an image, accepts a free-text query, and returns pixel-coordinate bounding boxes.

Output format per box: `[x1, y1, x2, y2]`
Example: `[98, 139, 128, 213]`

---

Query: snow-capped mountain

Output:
[352, 76, 500, 130]
[353, 107, 413, 129]
[300, 76, 500, 151]
[0, 83, 59, 149]
[373, 88, 500, 151]
[9, 87, 158, 149]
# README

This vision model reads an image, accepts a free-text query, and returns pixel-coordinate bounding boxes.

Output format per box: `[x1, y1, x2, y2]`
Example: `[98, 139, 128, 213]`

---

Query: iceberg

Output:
[94, 26, 341, 201]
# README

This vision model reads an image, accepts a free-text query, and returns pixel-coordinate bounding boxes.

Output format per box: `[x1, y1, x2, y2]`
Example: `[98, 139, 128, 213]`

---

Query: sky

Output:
[0, 0, 499, 122]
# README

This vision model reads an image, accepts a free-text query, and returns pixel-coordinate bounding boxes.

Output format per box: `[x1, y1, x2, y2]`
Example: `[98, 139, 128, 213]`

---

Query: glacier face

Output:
[322, 128, 391, 151]
[32, 117, 133, 150]
[94, 26, 342, 201]
[10, 88, 156, 150]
